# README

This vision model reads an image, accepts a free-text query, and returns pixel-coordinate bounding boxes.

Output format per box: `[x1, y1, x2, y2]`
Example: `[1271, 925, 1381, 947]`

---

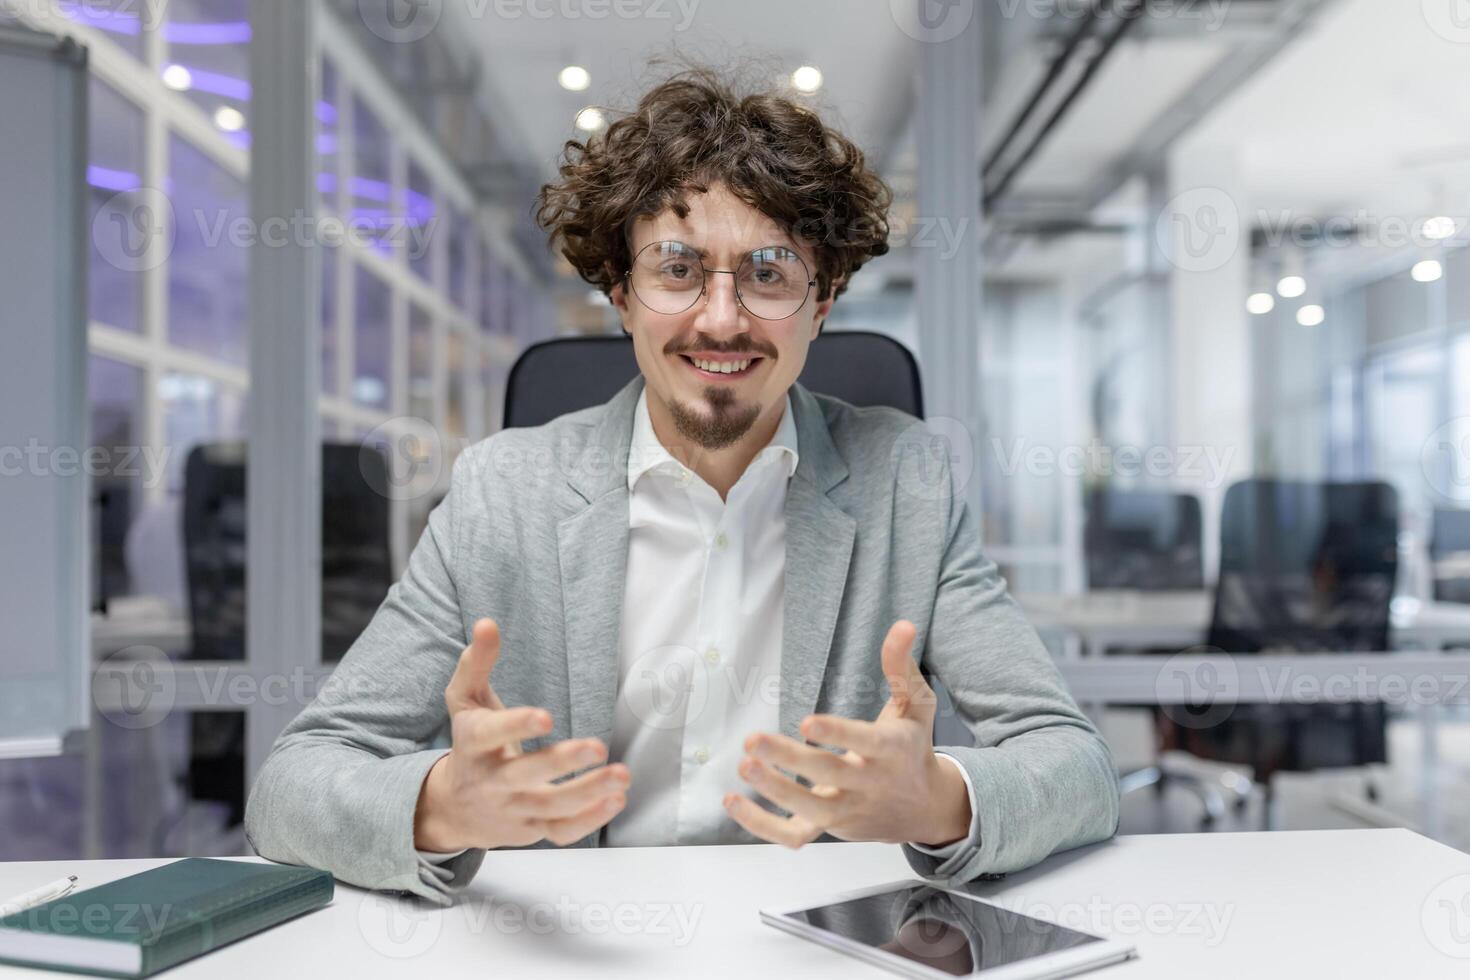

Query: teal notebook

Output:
[0, 858, 333, 978]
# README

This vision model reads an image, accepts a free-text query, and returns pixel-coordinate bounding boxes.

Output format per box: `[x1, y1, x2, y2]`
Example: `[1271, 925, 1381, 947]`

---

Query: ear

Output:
[609, 281, 632, 334]
[812, 287, 838, 339]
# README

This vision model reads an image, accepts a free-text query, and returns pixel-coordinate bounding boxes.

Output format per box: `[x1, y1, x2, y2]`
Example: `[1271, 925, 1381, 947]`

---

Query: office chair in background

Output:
[1082, 488, 1244, 823]
[181, 442, 393, 831]
[1430, 507, 1470, 607]
[502, 332, 974, 749]
[1162, 479, 1398, 829]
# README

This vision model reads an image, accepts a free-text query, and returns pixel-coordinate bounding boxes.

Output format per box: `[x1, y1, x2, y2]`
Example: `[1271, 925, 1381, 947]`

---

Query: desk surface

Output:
[1018, 590, 1470, 648]
[2, 830, 1466, 978]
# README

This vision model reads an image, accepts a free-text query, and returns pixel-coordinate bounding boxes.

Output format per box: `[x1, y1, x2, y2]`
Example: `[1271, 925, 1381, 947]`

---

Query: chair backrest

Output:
[1083, 488, 1204, 590]
[503, 331, 923, 428]
[183, 442, 393, 661]
[1430, 507, 1470, 604]
[1207, 479, 1399, 653]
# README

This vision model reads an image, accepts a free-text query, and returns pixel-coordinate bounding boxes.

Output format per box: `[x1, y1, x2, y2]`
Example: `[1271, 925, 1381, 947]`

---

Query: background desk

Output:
[2, 831, 1467, 978]
[1018, 591, 1470, 659]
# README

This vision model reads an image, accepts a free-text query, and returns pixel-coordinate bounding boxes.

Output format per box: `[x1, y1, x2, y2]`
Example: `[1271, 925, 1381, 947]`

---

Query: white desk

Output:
[2, 831, 1467, 978]
[1018, 590, 1470, 659]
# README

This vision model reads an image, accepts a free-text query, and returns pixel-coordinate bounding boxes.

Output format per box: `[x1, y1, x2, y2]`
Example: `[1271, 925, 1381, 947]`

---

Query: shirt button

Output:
[693, 747, 710, 765]
[715, 533, 728, 549]
[704, 645, 721, 665]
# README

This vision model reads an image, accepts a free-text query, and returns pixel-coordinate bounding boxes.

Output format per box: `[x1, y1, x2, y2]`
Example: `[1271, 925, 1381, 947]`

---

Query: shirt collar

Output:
[627, 389, 800, 491]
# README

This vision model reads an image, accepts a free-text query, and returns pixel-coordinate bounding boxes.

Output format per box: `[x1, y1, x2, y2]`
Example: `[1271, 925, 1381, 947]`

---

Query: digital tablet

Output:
[762, 880, 1136, 980]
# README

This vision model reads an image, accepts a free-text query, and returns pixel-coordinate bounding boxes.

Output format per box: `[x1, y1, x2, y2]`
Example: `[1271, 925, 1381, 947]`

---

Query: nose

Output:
[694, 270, 748, 340]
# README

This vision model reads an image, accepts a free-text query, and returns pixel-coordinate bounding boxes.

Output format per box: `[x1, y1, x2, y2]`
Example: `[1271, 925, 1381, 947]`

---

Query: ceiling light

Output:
[558, 65, 590, 92]
[791, 65, 823, 94]
[574, 106, 605, 132]
[1276, 275, 1306, 298]
[161, 64, 193, 91]
[1422, 216, 1456, 241]
[1246, 292, 1275, 315]
[1412, 259, 1444, 283]
[1296, 304, 1325, 327]
[213, 106, 246, 132]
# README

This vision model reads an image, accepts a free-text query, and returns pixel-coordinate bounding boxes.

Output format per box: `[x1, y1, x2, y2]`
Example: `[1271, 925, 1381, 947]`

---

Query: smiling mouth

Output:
[677, 354, 765, 380]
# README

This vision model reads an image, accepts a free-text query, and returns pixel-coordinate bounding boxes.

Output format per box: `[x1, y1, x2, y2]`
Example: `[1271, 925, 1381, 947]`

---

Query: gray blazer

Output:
[244, 378, 1119, 904]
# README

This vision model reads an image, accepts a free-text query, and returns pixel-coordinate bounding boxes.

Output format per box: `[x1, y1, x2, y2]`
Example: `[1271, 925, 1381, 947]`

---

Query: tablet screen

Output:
[781, 884, 1102, 976]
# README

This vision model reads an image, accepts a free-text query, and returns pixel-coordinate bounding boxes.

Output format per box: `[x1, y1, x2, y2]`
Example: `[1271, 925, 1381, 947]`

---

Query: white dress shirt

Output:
[421, 388, 976, 863]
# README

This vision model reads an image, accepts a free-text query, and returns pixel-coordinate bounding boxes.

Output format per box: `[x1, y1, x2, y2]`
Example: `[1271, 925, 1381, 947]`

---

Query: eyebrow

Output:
[671, 242, 801, 260]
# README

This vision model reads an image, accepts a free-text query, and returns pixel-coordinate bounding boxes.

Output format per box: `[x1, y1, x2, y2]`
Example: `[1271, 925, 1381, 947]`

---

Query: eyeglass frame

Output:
[621, 239, 819, 321]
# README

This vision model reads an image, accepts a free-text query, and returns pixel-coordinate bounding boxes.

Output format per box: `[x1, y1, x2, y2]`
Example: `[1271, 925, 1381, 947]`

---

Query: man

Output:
[244, 69, 1118, 905]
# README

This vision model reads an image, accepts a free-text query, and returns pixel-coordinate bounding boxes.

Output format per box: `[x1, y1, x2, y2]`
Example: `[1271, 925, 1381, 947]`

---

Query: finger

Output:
[722, 794, 822, 849]
[507, 764, 631, 820]
[879, 620, 932, 720]
[445, 618, 504, 715]
[536, 791, 628, 847]
[455, 705, 551, 758]
[497, 738, 610, 785]
[739, 758, 845, 827]
[800, 715, 888, 758]
[743, 732, 865, 788]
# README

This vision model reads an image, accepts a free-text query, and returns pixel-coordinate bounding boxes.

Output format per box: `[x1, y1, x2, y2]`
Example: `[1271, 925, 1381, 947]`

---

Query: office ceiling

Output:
[439, 0, 918, 181]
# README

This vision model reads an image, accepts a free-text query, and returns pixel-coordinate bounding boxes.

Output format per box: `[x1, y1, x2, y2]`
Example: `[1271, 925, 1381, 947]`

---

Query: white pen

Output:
[0, 875, 79, 917]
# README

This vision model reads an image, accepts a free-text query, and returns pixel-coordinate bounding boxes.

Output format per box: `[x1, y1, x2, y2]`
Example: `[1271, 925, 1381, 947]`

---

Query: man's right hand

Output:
[413, 618, 630, 851]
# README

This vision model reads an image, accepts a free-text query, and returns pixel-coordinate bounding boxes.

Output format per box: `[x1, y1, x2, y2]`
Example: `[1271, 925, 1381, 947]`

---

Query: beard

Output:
[667, 385, 762, 451]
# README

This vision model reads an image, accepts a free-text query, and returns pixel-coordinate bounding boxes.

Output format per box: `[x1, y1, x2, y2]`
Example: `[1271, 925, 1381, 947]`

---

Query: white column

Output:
[246, 0, 320, 785]
[1163, 142, 1254, 583]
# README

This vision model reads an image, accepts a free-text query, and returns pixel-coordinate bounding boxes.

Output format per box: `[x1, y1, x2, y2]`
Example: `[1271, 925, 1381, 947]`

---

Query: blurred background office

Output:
[2, 0, 1469, 863]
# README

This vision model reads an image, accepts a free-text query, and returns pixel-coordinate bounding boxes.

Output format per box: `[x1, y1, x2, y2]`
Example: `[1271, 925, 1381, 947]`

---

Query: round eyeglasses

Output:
[624, 240, 816, 321]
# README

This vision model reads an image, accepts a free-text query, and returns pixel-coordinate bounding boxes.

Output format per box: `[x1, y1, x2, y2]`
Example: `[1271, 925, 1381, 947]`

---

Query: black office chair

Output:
[501, 332, 974, 749]
[1082, 487, 1235, 820]
[504, 331, 923, 427]
[181, 442, 394, 828]
[1430, 507, 1470, 607]
[1162, 479, 1397, 827]
[1083, 488, 1204, 591]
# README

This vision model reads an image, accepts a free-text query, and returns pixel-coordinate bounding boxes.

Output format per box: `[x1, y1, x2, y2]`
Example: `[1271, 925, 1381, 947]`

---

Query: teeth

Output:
[693, 357, 751, 374]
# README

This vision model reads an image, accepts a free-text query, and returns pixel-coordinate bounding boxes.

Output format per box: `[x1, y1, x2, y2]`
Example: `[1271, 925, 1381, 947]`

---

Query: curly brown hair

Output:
[534, 66, 892, 310]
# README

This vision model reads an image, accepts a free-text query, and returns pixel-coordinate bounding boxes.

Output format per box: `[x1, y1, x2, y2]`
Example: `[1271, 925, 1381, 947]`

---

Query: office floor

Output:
[2, 709, 1467, 862]
[1106, 707, 1470, 848]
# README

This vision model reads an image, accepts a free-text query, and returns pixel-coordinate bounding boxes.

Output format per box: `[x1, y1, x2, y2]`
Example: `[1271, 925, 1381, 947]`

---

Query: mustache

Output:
[665, 337, 777, 358]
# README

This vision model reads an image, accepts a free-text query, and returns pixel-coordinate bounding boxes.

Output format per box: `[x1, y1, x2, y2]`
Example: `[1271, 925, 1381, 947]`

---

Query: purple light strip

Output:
[87, 165, 141, 192]
[162, 21, 252, 45]
[174, 66, 251, 101]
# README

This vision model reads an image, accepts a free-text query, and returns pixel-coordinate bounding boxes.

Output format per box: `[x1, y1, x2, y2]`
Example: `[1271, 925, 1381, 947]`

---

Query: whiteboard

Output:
[0, 25, 90, 755]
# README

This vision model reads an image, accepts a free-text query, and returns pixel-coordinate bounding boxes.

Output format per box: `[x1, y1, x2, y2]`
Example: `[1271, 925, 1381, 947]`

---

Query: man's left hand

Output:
[724, 619, 972, 849]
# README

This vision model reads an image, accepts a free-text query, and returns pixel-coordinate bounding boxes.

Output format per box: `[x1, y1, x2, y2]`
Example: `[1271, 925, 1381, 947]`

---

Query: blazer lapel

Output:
[557, 377, 642, 747]
[779, 384, 856, 740]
